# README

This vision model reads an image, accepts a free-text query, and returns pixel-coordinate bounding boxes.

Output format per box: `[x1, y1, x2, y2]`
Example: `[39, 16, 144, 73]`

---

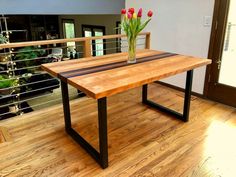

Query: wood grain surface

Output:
[0, 126, 12, 143]
[0, 84, 235, 177]
[42, 49, 211, 99]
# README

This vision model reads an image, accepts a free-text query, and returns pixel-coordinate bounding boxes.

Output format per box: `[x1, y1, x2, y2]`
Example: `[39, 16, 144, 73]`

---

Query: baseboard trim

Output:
[155, 81, 206, 99]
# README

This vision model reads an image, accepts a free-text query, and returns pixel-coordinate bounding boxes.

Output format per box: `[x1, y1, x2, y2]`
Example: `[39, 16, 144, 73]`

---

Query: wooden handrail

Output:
[0, 32, 150, 49]
[145, 33, 151, 49]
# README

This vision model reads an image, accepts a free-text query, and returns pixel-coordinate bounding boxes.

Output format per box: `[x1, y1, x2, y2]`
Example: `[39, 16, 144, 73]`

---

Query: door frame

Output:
[81, 24, 106, 56]
[61, 19, 76, 39]
[204, 0, 236, 107]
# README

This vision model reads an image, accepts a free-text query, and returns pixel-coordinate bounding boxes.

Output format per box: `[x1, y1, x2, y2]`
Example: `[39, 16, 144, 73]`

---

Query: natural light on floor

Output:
[204, 121, 236, 177]
[219, 0, 236, 88]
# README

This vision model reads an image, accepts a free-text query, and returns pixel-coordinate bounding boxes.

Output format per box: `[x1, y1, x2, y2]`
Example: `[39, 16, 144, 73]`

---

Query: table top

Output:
[42, 49, 211, 99]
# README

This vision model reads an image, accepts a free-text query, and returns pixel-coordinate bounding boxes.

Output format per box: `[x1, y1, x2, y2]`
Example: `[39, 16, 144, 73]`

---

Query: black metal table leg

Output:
[98, 97, 108, 168]
[61, 81, 72, 131]
[183, 70, 193, 121]
[142, 84, 148, 103]
[60, 80, 109, 168]
[142, 70, 194, 122]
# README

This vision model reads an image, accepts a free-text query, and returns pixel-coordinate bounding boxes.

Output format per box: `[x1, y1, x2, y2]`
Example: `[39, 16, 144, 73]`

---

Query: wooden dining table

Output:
[42, 49, 211, 168]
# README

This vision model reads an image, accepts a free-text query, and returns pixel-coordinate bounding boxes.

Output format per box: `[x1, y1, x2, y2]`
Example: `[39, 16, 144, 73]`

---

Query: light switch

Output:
[204, 16, 212, 27]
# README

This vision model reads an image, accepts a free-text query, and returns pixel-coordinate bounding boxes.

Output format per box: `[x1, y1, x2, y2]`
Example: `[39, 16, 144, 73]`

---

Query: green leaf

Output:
[138, 18, 151, 34]
[120, 15, 152, 39]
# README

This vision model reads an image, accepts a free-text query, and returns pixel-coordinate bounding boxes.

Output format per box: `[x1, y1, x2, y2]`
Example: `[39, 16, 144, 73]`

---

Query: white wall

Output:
[126, 0, 215, 94]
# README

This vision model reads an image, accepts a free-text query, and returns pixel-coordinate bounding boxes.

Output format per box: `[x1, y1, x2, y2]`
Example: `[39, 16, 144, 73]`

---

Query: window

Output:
[82, 25, 106, 56]
[62, 19, 76, 49]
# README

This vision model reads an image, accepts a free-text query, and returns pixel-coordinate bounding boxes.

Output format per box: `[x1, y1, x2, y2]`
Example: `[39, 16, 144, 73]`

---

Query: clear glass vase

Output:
[128, 37, 137, 63]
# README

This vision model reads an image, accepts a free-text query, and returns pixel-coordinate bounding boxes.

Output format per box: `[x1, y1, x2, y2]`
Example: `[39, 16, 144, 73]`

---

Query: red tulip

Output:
[127, 13, 132, 19]
[147, 10, 153, 17]
[137, 8, 142, 17]
[128, 8, 135, 14]
[121, 9, 126, 14]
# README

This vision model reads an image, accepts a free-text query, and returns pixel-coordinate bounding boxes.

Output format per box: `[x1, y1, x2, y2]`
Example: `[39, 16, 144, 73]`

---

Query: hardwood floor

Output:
[0, 84, 235, 177]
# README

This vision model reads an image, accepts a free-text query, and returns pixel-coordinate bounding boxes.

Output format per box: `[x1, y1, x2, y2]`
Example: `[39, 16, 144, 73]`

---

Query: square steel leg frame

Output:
[142, 70, 194, 122]
[59, 70, 193, 169]
[60, 81, 108, 168]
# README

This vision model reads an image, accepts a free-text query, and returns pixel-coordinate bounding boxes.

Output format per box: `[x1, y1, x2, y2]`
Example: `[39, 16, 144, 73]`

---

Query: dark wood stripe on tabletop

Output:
[59, 53, 178, 82]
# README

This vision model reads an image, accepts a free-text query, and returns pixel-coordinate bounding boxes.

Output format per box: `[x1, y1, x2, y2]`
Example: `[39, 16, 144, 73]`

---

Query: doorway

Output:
[62, 19, 76, 47]
[82, 25, 106, 56]
[206, 0, 236, 107]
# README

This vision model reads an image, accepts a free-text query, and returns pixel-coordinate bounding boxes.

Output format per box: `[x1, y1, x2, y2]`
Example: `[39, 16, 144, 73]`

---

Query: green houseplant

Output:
[0, 75, 18, 95]
[0, 34, 7, 44]
[0, 34, 9, 63]
[121, 8, 153, 63]
[13, 46, 59, 96]
[14, 46, 45, 73]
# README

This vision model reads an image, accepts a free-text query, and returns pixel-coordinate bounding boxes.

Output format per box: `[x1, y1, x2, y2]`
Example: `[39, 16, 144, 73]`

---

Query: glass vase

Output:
[128, 37, 137, 63]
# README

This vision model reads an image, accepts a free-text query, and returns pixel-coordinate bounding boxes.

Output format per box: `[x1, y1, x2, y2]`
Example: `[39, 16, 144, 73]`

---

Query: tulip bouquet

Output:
[121, 8, 153, 63]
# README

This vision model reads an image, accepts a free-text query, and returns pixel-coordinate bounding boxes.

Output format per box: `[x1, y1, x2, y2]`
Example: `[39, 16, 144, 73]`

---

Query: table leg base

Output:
[66, 127, 107, 168]
[142, 70, 193, 122]
[143, 99, 185, 121]
[61, 81, 108, 169]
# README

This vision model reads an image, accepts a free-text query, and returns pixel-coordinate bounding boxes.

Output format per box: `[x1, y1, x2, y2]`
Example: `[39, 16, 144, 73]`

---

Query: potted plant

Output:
[121, 8, 153, 63]
[14, 46, 45, 74]
[13, 46, 59, 96]
[0, 75, 18, 95]
[0, 34, 8, 62]
[0, 74, 21, 115]
[0, 34, 7, 44]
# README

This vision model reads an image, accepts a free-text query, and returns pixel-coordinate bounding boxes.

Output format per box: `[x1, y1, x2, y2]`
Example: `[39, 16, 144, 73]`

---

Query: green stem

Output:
[128, 37, 137, 63]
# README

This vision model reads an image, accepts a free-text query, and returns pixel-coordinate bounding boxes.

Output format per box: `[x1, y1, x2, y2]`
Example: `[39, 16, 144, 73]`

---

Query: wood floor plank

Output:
[0, 126, 12, 143]
[0, 84, 235, 177]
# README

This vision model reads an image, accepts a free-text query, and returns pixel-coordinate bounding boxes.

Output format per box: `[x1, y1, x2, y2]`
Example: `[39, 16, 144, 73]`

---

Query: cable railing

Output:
[0, 78, 56, 90]
[0, 32, 150, 120]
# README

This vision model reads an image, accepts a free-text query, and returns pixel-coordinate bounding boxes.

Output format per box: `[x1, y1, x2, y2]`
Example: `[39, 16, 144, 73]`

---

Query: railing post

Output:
[145, 32, 151, 49]
[83, 39, 92, 58]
